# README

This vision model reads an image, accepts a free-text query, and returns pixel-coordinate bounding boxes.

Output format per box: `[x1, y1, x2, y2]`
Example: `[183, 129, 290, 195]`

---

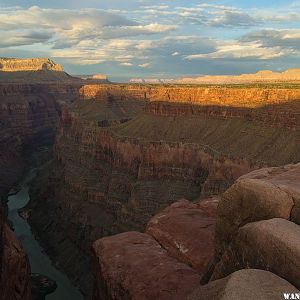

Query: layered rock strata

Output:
[0, 80, 82, 300]
[0, 83, 81, 195]
[29, 84, 300, 296]
[0, 58, 78, 82]
[0, 58, 63, 72]
[174, 68, 300, 84]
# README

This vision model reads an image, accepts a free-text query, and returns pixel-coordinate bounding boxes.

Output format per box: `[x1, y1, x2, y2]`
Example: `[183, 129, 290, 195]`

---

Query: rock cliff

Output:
[0, 80, 83, 300]
[0, 83, 82, 196]
[0, 58, 78, 82]
[0, 220, 32, 300]
[28, 83, 300, 296]
[0, 58, 63, 72]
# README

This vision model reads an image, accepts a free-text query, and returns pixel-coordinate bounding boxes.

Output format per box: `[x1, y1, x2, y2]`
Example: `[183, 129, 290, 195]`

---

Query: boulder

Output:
[212, 218, 300, 290]
[188, 269, 299, 300]
[146, 198, 218, 282]
[92, 231, 201, 300]
[215, 163, 300, 256]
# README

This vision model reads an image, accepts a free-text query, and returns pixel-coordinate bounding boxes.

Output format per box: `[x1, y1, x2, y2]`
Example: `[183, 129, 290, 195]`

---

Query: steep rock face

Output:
[1, 221, 31, 300]
[81, 84, 300, 129]
[0, 83, 81, 195]
[0, 58, 63, 72]
[29, 84, 300, 296]
[0, 81, 83, 300]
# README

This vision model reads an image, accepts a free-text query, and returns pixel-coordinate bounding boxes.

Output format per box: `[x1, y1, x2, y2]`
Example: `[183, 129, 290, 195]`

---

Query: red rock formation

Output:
[0, 83, 81, 195]
[210, 163, 300, 290]
[215, 163, 300, 257]
[92, 231, 201, 300]
[92, 163, 300, 300]
[28, 84, 300, 296]
[1, 222, 31, 300]
[146, 198, 218, 281]
[212, 218, 300, 289]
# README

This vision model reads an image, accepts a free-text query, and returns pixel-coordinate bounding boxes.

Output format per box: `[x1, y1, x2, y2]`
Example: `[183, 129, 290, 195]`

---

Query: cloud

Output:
[185, 41, 297, 60]
[120, 62, 133, 66]
[241, 29, 300, 50]
[0, 6, 176, 50]
[0, 30, 52, 48]
[138, 62, 151, 68]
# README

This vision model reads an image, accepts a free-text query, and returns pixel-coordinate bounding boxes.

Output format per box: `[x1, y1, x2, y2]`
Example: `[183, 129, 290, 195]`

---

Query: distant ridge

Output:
[0, 57, 79, 82]
[173, 69, 300, 84]
[0, 58, 63, 72]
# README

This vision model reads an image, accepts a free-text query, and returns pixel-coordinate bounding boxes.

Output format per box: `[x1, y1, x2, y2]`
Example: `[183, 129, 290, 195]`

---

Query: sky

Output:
[0, 0, 299, 80]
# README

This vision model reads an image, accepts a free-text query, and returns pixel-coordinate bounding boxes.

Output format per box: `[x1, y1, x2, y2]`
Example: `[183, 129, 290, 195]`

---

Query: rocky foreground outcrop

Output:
[92, 163, 300, 299]
[28, 83, 300, 296]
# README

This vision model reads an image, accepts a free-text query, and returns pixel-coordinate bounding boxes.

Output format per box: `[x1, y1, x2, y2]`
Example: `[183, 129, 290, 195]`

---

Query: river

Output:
[7, 169, 84, 300]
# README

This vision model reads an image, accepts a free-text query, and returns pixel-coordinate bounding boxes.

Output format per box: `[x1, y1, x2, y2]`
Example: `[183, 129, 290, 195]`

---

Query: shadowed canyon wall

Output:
[0, 81, 82, 300]
[0, 83, 81, 195]
[28, 84, 300, 296]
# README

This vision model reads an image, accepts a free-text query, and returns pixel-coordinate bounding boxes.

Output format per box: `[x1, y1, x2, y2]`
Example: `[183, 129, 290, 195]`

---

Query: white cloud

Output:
[0, 6, 176, 50]
[138, 62, 151, 68]
[120, 62, 133, 66]
[185, 41, 297, 60]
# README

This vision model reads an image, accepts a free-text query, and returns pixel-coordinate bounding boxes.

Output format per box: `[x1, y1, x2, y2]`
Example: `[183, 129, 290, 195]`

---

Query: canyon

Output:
[28, 83, 299, 297]
[0, 59, 299, 299]
[0, 60, 84, 299]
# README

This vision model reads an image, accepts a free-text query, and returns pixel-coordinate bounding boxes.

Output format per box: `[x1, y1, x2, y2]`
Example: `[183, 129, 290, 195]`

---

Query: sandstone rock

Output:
[215, 163, 300, 256]
[146, 198, 218, 281]
[28, 84, 300, 296]
[212, 218, 300, 290]
[92, 231, 201, 300]
[1, 223, 31, 300]
[238, 163, 300, 224]
[188, 269, 300, 300]
[0, 58, 63, 72]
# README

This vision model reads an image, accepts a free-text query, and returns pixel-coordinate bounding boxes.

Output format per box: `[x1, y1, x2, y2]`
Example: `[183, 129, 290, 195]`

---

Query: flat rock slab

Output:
[212, 218, 300, 290]
[92, 231, 201, 300]
[188, 269, 299, 300]
[146, 198, 217, 280]
[216, 163, 300, 256]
